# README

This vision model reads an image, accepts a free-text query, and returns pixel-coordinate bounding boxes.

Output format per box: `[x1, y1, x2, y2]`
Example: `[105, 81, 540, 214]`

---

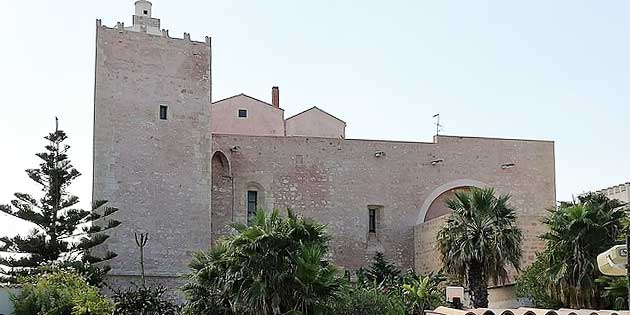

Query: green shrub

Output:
[11, 270, 113, 315]
[326, 287, 405, 315]
[515, 251, 561, 308]
[113, 285, 180, 315]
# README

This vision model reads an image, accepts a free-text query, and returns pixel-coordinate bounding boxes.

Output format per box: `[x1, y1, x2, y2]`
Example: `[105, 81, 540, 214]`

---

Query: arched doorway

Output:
[211, 151, 233, 243]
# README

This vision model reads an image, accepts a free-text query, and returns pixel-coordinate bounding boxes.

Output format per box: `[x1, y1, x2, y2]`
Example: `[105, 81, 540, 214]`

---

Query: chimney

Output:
[272, 86, 280, 108]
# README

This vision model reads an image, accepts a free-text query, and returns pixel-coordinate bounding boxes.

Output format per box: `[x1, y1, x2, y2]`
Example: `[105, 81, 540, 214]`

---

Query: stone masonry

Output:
[93, 3, 556, 302]
[92, 11, 212, 283]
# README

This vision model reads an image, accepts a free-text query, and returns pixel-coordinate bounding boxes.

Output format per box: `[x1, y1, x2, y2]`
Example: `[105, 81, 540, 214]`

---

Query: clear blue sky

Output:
[1, 0, 629, 235]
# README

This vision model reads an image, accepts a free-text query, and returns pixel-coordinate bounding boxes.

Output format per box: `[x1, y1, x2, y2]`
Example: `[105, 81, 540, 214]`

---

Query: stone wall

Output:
[93, 24, 212, 279]
[212, 134, 555, 271]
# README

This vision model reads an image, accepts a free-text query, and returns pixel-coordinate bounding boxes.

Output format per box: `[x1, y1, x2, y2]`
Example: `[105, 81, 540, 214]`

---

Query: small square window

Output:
[159, 105, 168, 120]
[143, 10, 148, 14]
[238, 109, 247, 118]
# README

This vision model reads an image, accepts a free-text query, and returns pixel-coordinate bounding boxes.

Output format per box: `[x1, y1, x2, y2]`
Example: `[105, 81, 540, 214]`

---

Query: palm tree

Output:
[541, 193, 625, 309]
[436, 187, 522, 308]
[182, 209, 343, 315]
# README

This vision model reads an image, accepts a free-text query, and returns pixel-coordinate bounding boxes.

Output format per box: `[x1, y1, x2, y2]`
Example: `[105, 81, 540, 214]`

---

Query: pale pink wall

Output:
[211, 94, 285, 136]
[285, 107, 346, 138]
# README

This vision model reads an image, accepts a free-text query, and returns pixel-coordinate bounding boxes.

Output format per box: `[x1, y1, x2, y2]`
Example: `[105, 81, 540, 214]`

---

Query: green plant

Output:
[113, 285, 180, 315]
[366, 252, 401, 287]
[182, 208, 343, 315]
[515, 251, 561, 308]
[402, 273, 445, 315]
[11, 269, 113, 315]
[541, 193, 625, 309]
[325, 287, 405, 315]
[0, 122, 119, 284]
[437, 187, 522, 308]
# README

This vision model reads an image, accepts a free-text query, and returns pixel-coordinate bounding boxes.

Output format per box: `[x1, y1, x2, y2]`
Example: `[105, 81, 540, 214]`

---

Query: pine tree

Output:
[367, 252, 401, 284]
[0, 121, 120, 284]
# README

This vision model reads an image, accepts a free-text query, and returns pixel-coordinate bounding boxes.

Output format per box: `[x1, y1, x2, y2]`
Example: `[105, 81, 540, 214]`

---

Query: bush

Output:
[515, 251, 561, 308]
[11, 270, 113, 315]
[182, 209, 343, 315]
[113, 285, 180, 315]
[326, 287, 405, 315]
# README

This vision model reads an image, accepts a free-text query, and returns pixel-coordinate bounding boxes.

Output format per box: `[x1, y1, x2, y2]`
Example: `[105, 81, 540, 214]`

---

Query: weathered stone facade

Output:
[212, 135, 554, 271]
[93, 3, 555, 303]
[93, 12, 212, 278]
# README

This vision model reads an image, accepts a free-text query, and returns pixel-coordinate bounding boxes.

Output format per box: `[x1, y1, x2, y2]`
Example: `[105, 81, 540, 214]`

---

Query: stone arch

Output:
[211, 150, 231, 177]
[211, 151, 233, 243]
[415, 179, 487, 225]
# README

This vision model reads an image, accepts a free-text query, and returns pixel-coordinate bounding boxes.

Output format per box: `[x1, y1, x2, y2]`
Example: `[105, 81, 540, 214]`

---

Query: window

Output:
[368, 208, 376, 233]
[238, 109, 248, 118]
[143, 10, 148, 14]
[247, 190, 258, 222]
[159, 105, 168, 120]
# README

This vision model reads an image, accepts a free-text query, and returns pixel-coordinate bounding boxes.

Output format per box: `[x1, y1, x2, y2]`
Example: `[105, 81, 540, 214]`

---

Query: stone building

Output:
[92, 1, 556, 305]
[587, 182, 630, 204]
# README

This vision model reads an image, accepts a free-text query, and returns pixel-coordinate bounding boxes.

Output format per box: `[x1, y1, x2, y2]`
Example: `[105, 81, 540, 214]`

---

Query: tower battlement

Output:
[96, 19, 211, 45]
[95, 1, 209, 44]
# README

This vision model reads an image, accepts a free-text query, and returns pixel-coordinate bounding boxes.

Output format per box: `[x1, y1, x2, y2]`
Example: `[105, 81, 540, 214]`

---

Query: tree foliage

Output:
[182, 208, 343, 315]
[0, 126, 119, 284]
[437, 187, 522, 308]
[540, 193, 625, 309]
[365, 252, 401, 286]
[515, 250, 561, 308]
[355, 253, 445, 315]
[11, 269, 114, 315]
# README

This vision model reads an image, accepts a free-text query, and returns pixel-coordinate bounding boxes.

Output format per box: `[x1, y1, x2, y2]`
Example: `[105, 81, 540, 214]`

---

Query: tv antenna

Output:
[433, 113, 442, 136]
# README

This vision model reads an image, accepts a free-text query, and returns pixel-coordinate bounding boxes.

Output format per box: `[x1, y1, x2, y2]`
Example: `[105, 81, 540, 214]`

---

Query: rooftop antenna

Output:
[433, 113, 442, 136]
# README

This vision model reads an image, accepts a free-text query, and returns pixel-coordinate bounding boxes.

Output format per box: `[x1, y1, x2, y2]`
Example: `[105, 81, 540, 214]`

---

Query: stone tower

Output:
[93, 1, 212, 287]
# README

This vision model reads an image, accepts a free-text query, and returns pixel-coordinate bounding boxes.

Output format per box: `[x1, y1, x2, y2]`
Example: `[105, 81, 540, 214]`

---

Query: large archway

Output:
[414, 179, 486, 275]
[415, 179, 487, 225]
[211, 151, 233, 243]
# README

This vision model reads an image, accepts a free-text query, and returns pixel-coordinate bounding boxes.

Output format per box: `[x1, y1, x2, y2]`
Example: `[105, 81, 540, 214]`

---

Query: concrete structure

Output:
[93, 3, 556, 305]
[591, 182, 630, 204]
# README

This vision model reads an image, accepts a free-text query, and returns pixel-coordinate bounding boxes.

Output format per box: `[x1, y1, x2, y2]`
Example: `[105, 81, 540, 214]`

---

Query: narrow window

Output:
[368, 208, 376, 233]
[159, 105, 168, 120]
[247, 190, 258, 222]
[238, 109, 248, 118]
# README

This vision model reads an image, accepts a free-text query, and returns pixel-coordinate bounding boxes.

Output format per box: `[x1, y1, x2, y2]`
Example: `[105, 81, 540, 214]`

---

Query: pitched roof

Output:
[212, 93, 284, 111]
[285, 106, 346, 124]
